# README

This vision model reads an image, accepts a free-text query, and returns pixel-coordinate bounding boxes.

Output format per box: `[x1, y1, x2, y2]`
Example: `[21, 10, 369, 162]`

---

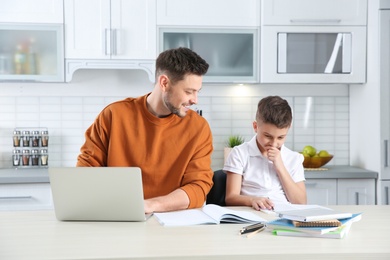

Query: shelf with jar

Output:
[12, 128, 49, 168]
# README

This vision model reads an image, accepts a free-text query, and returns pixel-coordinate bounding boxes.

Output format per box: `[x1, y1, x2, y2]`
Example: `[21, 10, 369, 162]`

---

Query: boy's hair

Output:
[256, 96, 292, 129]
[155, 47, 209, 84]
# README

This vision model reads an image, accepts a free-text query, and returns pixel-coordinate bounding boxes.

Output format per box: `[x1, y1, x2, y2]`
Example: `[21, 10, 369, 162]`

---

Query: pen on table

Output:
[246, 226, 265, 238]
[239, 222, 266, 236]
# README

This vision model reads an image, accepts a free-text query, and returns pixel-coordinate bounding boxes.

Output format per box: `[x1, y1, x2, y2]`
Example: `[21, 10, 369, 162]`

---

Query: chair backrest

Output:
[206, 170, 226, 206]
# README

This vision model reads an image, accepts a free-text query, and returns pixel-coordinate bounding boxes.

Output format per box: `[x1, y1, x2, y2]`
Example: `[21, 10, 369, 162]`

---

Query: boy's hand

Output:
[251, 197, 274, 211]
[266, 146, 283, 167]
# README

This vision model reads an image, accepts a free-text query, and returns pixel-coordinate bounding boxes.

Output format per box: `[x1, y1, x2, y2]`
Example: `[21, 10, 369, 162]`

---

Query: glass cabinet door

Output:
[278, 33, 351, 74]
[0, 24, 64, 82]
[160, 28, 258, 83]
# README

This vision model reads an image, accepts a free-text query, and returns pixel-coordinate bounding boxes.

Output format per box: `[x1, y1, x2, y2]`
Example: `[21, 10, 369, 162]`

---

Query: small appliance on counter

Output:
[12, 127, 49, 168]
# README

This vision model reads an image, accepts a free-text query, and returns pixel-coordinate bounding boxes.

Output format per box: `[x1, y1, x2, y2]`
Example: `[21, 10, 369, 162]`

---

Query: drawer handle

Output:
[290, 19, 342, 24]
[355, 192, 360, 205]
[0, 196, 32, 200]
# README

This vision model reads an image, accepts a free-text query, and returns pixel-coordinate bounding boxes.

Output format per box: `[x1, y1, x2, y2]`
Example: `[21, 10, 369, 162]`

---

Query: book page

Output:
[261, 203, 326, 215]
[154, 208, 217, 226]
[203, 204, 266, 223]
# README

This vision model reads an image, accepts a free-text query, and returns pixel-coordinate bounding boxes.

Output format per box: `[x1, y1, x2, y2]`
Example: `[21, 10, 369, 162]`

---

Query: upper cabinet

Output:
[262, 0, 367, 26]
[0, 0, 64, 82]
[64, 0, 156, 82]
[0, 24, 64, 82]
[0, 0, 63, 23]
[157, 0, 260, 27]
[157, 0, 260, 83]
[260, 0, 368, 84]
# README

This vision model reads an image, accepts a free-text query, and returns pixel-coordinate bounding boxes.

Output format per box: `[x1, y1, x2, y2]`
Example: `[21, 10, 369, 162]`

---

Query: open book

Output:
[154, 204, 266, 226]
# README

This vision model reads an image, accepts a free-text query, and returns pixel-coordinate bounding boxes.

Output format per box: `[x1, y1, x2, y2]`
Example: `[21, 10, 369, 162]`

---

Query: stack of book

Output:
[267, 206, 362, 239]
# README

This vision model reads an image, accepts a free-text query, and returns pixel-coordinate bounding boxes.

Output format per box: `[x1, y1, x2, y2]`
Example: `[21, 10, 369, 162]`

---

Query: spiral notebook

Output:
[292, 219, 341, 227]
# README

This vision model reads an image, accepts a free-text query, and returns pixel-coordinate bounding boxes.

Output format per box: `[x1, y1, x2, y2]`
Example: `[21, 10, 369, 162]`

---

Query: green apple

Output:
[318, 150, 330, 157]
[302, 145, 316, 157]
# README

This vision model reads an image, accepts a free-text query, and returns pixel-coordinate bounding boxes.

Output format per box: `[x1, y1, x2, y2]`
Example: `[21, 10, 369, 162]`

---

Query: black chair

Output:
[206, 170, 227, 206]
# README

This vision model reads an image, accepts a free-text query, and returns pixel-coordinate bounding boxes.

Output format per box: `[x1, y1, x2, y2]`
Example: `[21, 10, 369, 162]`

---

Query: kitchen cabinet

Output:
[0, 0, 63, 23]
[260, 0, 367, 84]
[261, 0, 367, 26]
[305, 179, 337, 205]
[382, 180, 390, 205]
[306, 178, 376, 205]
[0, 183, 52, 211]
[159, 28, 259, 83]
[380, 7, 390, 203]
[305, 166, 377, 205]
[157, 0, 260, 27]
[337, 179, 376, 205]
[64, 0, 156, 82]
[0, 24, 64, 82]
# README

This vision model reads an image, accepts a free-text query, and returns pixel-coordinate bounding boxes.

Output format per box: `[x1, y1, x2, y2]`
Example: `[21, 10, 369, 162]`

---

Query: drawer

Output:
[0, 183, 53, 210]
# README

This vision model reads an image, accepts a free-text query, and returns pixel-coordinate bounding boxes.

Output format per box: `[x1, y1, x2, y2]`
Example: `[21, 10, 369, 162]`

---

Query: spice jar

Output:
[13, 130, 21, 147]
[22, 130, 30, 147]
[12, 149, 21, 166]
[32, 131, 40, 147]
[31, 149, 39, 166]
[22, 149, 30, 166]
[41, 130, 49, 147]
[40, 149, 48, 166]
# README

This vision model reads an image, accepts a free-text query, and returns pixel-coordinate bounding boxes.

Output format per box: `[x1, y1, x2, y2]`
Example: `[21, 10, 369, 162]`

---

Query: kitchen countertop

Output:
[0, 165, 378, 184]
[304, 165, 378, 179]
[0, 167, 49, 184]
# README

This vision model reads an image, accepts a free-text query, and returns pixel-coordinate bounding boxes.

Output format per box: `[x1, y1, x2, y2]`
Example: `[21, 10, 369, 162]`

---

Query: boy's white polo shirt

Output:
[223, 135, 305, 204]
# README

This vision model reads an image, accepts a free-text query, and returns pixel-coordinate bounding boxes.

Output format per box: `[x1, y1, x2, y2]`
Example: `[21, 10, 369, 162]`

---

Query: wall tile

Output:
[0, 95, 349, 171]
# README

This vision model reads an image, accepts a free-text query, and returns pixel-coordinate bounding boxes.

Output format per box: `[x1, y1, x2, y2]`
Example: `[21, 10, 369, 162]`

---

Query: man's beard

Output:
[163, 92, 187, 118]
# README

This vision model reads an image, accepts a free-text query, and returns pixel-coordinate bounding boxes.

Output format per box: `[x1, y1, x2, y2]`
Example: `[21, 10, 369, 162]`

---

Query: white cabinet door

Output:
[0, 0, 63, 23]
[380, 10, 390, 180]
[305, 179, 337, 205]
[157, 0, 259, 26]
[65, 0, 156, 60]
[381, 180, 390, 205]
[111, 0, 156, 59]
[0, 183, 53, 211]
[262, 0, 367, 25]
[65, 0, 110, 59]
[337, 179, 376, 205]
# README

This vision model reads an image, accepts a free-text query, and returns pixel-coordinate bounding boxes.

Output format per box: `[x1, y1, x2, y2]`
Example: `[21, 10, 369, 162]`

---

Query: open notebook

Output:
[49, 167, 150, 222]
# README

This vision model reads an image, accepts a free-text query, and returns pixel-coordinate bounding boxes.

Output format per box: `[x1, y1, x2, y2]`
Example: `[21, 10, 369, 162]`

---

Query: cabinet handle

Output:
[112, 29, 117, 56]
[386, 186, 389, 205]
[105, 28, 112, 56]
[0, 196, 32, 200]
[290, 19, 342, 24]
[355, 192, 360, 205]
[385, 140, 389, 167]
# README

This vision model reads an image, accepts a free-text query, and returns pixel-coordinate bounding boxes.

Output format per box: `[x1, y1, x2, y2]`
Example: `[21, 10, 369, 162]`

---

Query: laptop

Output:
[49, 167, 150, 222]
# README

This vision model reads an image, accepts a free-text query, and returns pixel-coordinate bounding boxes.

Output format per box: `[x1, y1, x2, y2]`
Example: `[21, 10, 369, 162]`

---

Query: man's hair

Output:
[155, 47, 209, 84]
[256, 96, 292, 129]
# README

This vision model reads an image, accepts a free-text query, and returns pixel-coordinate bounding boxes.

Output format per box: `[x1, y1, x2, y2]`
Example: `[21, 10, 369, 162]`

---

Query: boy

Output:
[223, 96, 306, 210]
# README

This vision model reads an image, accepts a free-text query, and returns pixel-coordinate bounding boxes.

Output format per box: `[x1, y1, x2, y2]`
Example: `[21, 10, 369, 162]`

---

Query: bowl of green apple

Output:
[300, 145, 333, 168]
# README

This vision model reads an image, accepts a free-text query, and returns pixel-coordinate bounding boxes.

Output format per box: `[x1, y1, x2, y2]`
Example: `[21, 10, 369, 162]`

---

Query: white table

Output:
[0, 205, 389, 260]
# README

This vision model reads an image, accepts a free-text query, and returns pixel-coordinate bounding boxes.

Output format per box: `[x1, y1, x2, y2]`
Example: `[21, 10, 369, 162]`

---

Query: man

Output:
[77, 47, 213, 214]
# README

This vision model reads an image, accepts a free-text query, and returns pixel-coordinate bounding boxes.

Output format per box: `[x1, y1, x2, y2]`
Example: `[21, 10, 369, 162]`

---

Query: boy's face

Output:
[253, 120, 290, 154]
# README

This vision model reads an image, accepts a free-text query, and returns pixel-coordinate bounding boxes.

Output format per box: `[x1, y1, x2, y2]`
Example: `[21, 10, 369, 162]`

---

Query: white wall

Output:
[0, 68, 349, 171]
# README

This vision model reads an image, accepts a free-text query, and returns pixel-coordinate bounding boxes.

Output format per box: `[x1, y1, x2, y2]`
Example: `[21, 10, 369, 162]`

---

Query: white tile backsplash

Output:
[0, 70, 350, 171]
